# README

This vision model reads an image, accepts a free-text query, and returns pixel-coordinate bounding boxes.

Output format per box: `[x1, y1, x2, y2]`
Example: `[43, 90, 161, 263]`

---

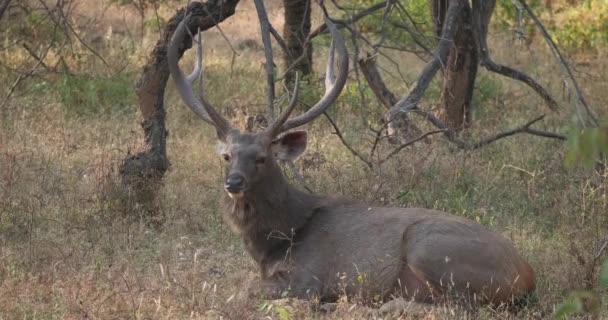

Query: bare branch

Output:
[482, 60, 558, 111]
[387, 20, 433, 56]
[470, 0, 558, 112]
[386, 0, 465, 131]
[254, 0, 276, 121]
[415, 109, 566, 148]
[323, 112, 373, 168]
[465, 115, 547, 149]
[121, 0, 240, 187]
[1, 40, 53, 112]
[378, 129, 445, 165]
[359, 54, 397, 108]
[516, 0, 598, 126]
[37, 0, 112, 75]
[268, 23, 289, 57]
[309, 1, 386, 39]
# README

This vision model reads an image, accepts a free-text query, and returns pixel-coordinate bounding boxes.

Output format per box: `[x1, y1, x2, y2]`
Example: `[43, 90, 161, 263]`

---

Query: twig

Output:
[415, 109, 566, 148]
[254, 0, 276, 120]
[387, 20, 433, 56]
[22, 43, 50, 71]
[516, 0, 598, 126]
[378, 129, 445, 165]
[268, 23, 289, 57]
[323, 112, 373, 168]
[309, 1, 386, 38]
[465, 115, 549, 149]
[36, 0, 111, 74]
[1, 40, 53, 111]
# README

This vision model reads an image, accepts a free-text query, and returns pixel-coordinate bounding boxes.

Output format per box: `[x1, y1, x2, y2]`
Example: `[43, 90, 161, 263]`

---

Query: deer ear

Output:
[271, 131, 307, 161]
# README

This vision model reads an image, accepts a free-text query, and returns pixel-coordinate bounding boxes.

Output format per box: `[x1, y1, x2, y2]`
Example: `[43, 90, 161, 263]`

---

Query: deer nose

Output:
[224, 174, 245, 193]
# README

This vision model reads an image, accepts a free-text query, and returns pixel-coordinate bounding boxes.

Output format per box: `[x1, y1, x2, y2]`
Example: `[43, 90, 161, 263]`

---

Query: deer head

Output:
[167, 14, 348, 198]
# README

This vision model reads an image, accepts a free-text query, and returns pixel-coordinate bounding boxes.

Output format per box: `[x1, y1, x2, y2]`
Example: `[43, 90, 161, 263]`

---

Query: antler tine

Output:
[278, 16, 349, 133]
[185, 28, 202, 84]
[167, 15, 232, 139]
[267, 72, 300, 137]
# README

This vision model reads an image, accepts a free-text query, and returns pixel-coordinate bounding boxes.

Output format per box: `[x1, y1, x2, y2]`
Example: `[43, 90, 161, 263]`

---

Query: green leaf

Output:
[275, 306, 291, 320]
[600, 261, 608, 287]
[554, 290, 594, 319]
[554, 299, 583, 320]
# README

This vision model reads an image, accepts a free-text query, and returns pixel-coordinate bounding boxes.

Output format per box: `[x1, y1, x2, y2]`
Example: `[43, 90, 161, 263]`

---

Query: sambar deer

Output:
[167, 14, 535, 309]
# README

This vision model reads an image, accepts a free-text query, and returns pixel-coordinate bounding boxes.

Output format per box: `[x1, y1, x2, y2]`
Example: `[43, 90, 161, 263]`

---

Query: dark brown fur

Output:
[219, 132, 535, 305]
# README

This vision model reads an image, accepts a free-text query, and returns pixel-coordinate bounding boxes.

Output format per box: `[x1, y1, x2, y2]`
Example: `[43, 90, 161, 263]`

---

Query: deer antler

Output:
[270, 16, 349, 135]
[267, 73, 300, 138]
[167, 15, 232, 139]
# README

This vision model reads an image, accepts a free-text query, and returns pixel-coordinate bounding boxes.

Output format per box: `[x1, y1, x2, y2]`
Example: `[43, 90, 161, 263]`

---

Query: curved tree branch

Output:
[120, 0, 240, 195]
[470, 0, 558, 112]
[385, 0, 465, 131]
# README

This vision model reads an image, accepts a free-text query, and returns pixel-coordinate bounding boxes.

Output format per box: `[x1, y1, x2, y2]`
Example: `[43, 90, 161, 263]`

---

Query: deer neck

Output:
[221, 163, 320, 266]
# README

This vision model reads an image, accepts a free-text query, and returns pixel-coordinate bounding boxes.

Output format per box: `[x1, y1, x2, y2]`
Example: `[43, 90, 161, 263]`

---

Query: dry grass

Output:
[1, 1, 608, 319]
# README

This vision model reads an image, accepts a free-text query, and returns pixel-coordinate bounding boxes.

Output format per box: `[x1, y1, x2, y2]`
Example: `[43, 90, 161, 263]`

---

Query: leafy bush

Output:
[565, 123, 608, 169]
[494, 0, 608, 51]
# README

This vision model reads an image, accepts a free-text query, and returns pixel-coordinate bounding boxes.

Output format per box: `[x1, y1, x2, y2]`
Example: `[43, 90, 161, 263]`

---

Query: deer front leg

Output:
[247, 271, 292, 300]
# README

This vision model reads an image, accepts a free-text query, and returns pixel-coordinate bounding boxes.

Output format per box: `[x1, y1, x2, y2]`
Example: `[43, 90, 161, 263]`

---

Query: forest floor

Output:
[1, 0, 607, 319]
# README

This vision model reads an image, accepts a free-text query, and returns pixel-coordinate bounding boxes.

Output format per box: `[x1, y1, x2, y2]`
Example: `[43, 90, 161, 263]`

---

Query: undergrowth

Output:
[0, 1, 607, 319]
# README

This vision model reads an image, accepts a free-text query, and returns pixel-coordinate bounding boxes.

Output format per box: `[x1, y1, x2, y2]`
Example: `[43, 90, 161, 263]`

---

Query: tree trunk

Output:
[283, 0, 312, 83]
[120, 0, 239, 221]
[433, 0, 478, 129]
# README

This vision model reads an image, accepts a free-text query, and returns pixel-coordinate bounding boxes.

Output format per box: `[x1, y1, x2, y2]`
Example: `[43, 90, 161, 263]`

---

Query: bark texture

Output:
[120, 0, 239, 217]
[282, 0, 312, 83]
[434, 0, 478, 129]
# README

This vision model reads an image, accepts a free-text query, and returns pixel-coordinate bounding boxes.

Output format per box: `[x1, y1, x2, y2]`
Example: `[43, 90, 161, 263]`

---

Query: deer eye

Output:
[255, 156, 266, 164]
[222, 154, 231, 162]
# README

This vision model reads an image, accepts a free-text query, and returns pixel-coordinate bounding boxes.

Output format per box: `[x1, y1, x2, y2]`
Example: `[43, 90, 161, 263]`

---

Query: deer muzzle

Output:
[224, 173, 246, 195]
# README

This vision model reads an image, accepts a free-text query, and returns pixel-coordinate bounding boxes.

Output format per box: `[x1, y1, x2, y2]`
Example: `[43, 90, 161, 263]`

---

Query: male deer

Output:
[167, 14, 535, 309]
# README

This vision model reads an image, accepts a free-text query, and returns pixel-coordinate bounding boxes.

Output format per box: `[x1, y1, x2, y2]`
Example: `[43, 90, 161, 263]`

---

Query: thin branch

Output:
[323, 112, 373, 168]
[387, 20, 433, 56]
[524, 127, 566, 141]
[268, 23, 289, 57]
[415, 109, 565, 148]
[379, 129, 445, 165]
[36, 0, 111, 75]
[465, 115, 547, 149]
[470, 0, 558, 112]
[516, 0, 598, 126]
[481, 59, 559, 111]
[309, 1, 386, 38]
[1, 40, 53, 111]
[386, 0, 465, 131]
[22, 43, 50, 71]
[254, 0, 275, 120]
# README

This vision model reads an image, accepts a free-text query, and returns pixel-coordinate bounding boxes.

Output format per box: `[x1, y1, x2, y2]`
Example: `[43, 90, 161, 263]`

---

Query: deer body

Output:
[167, 13, 535, 307]
[221, 160, 535, 303]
